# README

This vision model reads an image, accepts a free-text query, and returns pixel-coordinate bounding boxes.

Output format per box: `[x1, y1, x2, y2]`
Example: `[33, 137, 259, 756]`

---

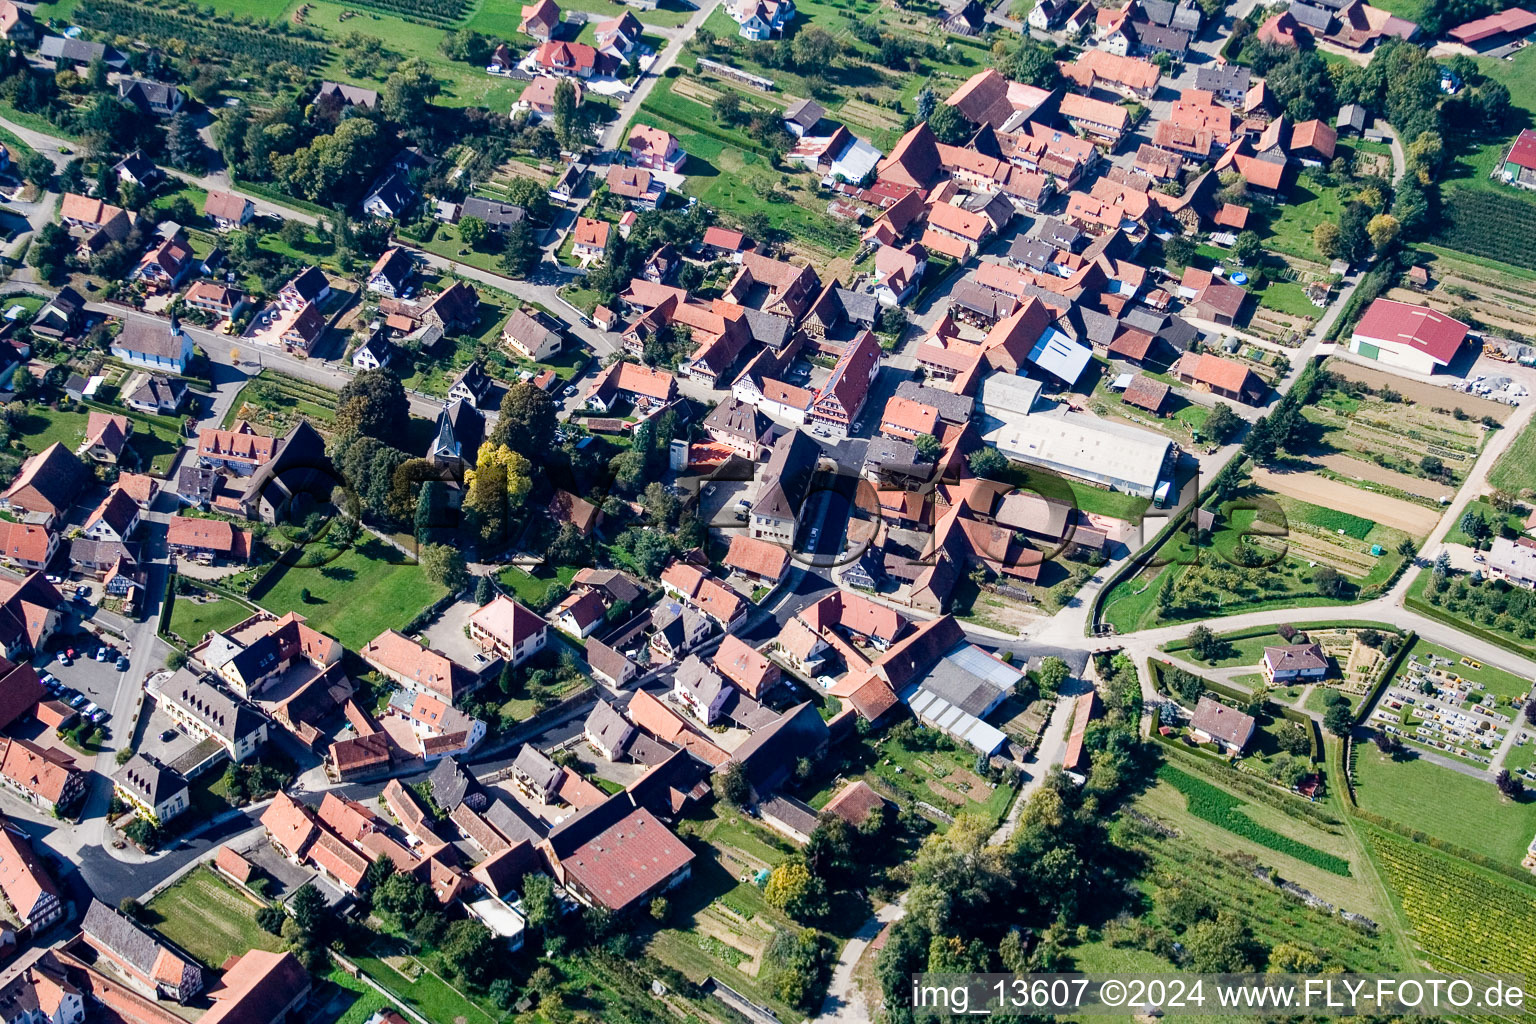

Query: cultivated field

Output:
[1250, 468, 1442, 536]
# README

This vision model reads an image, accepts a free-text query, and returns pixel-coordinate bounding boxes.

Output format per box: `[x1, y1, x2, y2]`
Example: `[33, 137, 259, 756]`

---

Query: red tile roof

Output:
[559, 806, 694, 912]
[1352, 299, 1469, 365]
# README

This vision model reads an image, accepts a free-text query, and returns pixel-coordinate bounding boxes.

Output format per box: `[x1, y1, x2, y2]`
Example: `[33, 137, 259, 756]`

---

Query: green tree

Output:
[1230, 230, 1263, 265]
[28, 223, 72, 282]
[713, 760, 749, 805]
[764, 861, 826, 921]
[335, 370, 408, 441]
[420, 543, 469, 592]
[474, 574, 495, 605]
[499, 219, 540, 278]
[1323, 699, 1353, 737]
[712, 91, 743, 124]
[441, 919, 497, 987]
[381, 58, 440, 124]
[1313, 221, 1342, 260]
[1036, 656, 1070, 697]
[1184, 911, 1258, 972]
[790, 26, 838, 69]
[489, 381, 557, 457]
[968, 447, 1009, 480]
[164, 111, 205, 172]
[1367, 212, 1400, 253]
[1163, 235, 1197, 268]
[912, 433, 942, 462]
[522, 873, 558, 930]
[458, 216, 488, 248]
[19, 151, 53, 189]
[1203, 402, 1240, 444]
[926, 103, 971, 144]
[287, 883, 328, 935]
[552, 78, 584, 149]
[1187, 624, 1217, 661]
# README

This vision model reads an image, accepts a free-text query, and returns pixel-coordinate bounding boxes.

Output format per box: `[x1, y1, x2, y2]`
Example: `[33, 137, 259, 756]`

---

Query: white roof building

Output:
[980, 404, 1174, 500]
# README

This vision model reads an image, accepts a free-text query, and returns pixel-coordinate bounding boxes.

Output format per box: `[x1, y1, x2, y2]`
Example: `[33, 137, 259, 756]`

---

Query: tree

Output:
[1459, 508, 1490, 541]
[1268, 941, 1323, 973]
[1230, 230, 1263, 265]
[287, 883, 328, 936]
[650, 897, 669, 921]
[522, 873, 558, 930]
[1036, 656, 1070, 698]
[878, 304, 906, 337]
[913, 433, 942, 462]
[164, 111, 205, 172]
[474, 574, 495, 605]
[1187, 624, 1217, 661]
[441, 919, 497, 987]
[1367, 212, 1400, 253]
[1163, 235, 1197, 268]
[1323, 700, 1353, 737]
[712, 91, 743, 124]
[499, 219, 540, 278]
[1184, 911, 1258, 973]
[420, 543, 469, 592]
[1313, 221, 1342, 260]
[19, 151, 52, 190]
[915, 86, 936, 121]
[118, 897, 142, 919]
[764, 861, 826, 921]
[165, 650, 187, 671]
[1312, 564, 1346, 598]
[362, 855, 396, 898]
[1525, 701, 1536, 727]
[1002, 41, 1060, 88]
[926, 103, 971, 144]
[458, 216, 488, 248]
[490, 381, 557, 458]
[28, 223, 72, 282]
[551, 78, 584, 149]
[968, 447, 1009, 480]
[1203, 403, 1240, 444]
[1496, 769, 1526, 799]
[381, 58, 440, 125]
[465, 444, 533, 546]
[335, 370, 408, 441]
[791, 26, 838, 69]
[713, 760, 749, 806]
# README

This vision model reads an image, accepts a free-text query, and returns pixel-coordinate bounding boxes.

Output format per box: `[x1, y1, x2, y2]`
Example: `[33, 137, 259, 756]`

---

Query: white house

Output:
[111, 316, 193, 372]
[1348, 299, 1469, 376]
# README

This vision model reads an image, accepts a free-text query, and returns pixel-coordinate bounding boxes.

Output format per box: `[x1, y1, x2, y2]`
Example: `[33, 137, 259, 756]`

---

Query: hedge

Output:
[1162, 619, 1405, 654]
[1157, 764, 1352, 875]
[1403, 592, 1535, 660]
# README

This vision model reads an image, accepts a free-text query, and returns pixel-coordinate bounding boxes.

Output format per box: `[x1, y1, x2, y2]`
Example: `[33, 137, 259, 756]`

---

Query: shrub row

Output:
[1157, 764, 1352, 875]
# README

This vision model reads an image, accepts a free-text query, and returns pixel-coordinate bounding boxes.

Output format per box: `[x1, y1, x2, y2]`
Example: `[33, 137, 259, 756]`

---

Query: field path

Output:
[1251, 467, 1443, 536]
[1311, 453, 1451, 501]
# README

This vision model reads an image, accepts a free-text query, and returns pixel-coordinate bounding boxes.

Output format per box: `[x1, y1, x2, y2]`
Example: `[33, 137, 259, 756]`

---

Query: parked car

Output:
[116, 656, 130, 671]
[45, 575, 61, 584]
[89, 709, 107, 724]
[67, 694, 86, 709]
[94, 648, 108, 662]
[82, 702, 99, 716]
[160, 729, 177, 742]
[75, 586, 89, 598]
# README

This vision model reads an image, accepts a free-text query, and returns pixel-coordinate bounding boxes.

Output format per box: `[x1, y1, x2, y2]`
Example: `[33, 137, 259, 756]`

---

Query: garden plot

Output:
[1364, 639, 1530, 767]
[1250, 468, 1441, 536]
[1416, 248, 1536, 339]
[1302, 369, 1492, 491]
[1325, 359, 1513, 423]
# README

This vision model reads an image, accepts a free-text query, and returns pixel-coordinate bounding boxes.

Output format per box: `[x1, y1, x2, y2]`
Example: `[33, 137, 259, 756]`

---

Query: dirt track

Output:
[1251, 467, 1444, 537]
[1313, 453, 1452, 501]
[1327, 359, 1513, 423]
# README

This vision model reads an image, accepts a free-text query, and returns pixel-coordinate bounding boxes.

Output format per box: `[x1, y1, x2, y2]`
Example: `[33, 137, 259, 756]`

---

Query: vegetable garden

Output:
[1158, 765, 1352, 876]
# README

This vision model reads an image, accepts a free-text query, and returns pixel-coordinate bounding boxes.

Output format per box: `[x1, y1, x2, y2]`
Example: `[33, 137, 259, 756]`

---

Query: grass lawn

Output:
[12, 401, 186, 475]
[1007, 464, 1152, 522]
[0, 125, 38, 164]
[248, 538, 447, 650]
[1166, 629, 1286, 669]
[1351, 743, 1536, 863]
[806, 729, 1016, 832]
[1444, 497, 1523, 546]
[1260, 177, 1343, 263]
[496, 563, 577, 610]
[1251, 277, 1320, 317]
[350, 953, 500, 1024]
[313, 970, 400, 1024]
[1504, 730, 1536, 774]
[142, 867, 282, 969]
[1488, 416, 1536, 493]
[168, 592, 255, 645]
